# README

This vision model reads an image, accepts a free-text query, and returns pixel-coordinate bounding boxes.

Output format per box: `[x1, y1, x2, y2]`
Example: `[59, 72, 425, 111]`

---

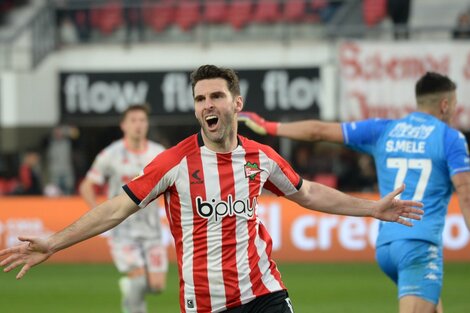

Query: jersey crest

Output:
[244, 162, 263, 180]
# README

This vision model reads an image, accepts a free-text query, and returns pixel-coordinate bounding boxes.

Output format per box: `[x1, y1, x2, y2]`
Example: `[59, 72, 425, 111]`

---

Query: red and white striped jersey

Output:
[124, 133, 302, 313]
[86, 139, 165, 240]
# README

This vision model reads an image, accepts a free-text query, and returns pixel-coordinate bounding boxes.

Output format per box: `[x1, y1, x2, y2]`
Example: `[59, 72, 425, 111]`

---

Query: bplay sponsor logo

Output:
[196, 195, 257, 221]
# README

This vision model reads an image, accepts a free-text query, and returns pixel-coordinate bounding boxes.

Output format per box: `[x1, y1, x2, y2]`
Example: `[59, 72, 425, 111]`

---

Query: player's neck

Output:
[416, 108, 440, 120]
[201, 131, 238, 153]
[124, 137, 147, 153]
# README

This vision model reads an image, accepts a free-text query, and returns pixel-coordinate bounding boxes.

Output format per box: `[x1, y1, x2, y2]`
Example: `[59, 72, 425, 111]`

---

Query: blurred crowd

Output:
[453, 5, 470, 39]
[0, 122, 381, 197]
[55, 0, 345, 44]
[1, 116, 469, 197]
[0, 0, 28, 26]
[0, 125, 81, 196]
[291, 142, 377, 192]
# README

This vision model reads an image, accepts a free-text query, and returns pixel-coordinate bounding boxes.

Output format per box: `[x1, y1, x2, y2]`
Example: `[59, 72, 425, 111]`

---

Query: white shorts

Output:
[108, 239, 168, 274]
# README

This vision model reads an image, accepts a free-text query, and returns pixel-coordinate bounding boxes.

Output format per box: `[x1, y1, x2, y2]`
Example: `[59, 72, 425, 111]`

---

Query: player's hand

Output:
[372, 184, 424, 227]
[238, 112, 279, 136]
[0, 236, 53, 279]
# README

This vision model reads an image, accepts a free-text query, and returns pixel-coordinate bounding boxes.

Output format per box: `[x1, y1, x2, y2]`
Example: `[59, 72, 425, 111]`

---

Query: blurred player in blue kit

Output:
[239, 72, 470, 313]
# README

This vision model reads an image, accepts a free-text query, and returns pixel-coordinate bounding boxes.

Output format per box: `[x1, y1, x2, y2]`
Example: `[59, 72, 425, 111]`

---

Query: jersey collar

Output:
[197, 131, 243, 148]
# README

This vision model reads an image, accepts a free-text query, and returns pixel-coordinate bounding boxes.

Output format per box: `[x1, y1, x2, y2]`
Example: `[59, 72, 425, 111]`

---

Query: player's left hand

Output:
[372, 184, 424, 226]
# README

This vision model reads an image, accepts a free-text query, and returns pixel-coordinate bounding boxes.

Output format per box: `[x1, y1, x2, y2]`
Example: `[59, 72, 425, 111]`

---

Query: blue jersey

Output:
[342, 112, 470, 246]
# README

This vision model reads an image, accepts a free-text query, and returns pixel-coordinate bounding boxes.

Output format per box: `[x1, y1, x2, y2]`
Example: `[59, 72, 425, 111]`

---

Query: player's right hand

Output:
[0, 236, 53, 279]
[238, 112, 279, 136]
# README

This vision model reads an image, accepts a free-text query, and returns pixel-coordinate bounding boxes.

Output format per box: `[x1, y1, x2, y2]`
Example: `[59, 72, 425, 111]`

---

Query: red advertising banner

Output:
[0, 194, 468, 263]
[338, 41, 470, 130]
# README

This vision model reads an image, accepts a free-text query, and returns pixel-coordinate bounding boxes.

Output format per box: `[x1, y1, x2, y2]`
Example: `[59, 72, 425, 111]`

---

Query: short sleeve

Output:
[445, 129, 470, 176]
[341, 118, 390, 154]
[260, 146, 303, 196]
[123, 148, 180, 208]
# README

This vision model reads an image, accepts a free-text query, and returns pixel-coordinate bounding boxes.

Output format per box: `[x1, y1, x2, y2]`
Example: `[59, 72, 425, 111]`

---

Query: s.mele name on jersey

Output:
[385, 140, 426, 153]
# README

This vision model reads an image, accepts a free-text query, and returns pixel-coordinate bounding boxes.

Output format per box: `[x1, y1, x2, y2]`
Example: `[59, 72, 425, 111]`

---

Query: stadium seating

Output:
[252, 0, 281, 24]
[283, 0, 306, 22]
[282, 0, 323, 23]
[363, 0, 387, 26]
[144, 0, 176, 32]
[311, 0, 328, 10]
[90, 1, 123, 34]
[175, 0, 201, 31]
[227, 0, 253, 30]
[53, 0, 342, 37]
[204, 0, 227, 24]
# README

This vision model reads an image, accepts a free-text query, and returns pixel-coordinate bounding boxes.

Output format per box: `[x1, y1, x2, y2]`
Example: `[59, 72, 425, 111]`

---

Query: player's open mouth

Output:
[205, 115, 219, 130]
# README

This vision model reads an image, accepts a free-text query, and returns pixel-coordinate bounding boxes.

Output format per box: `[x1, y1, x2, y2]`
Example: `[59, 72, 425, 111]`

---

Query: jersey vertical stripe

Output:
[217, 152, 242, 309]
[258, 149, 285, 289]
[263, 223, 284, 287]
[178, 158, 197, 312]
[187, 152, 211, 312]
[257, 222, 284, 291]
[200, 150, 226, 312]
[231, 148, 255, 305]
[164, 188, 185, 312]
[244, 147, 270, 297]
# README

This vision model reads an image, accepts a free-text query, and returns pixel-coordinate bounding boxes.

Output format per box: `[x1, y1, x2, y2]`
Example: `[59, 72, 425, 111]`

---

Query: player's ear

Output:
[235, 95, 243, 113]
[440, 96, 449, 115]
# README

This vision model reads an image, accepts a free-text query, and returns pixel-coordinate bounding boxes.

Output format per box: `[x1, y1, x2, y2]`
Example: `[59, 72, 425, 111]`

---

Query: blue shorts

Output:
[375, 240, 443, 304]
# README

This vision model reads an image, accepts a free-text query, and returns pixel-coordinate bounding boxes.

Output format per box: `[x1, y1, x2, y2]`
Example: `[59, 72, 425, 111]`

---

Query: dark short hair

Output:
[190, 65, 240, 97]
[415, 72, 456, 97]
[121, 104, 150, 122]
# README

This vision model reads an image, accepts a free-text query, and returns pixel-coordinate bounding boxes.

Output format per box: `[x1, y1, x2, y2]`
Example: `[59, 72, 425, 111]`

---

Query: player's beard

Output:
[198, 111, 235, 146]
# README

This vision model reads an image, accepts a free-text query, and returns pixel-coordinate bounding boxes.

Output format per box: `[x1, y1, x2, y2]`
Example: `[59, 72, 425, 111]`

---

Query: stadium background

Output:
[0, 0, 469, 312]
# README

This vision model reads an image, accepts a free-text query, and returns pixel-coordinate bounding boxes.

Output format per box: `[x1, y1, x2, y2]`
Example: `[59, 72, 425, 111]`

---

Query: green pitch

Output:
[1, 262, 468, 312]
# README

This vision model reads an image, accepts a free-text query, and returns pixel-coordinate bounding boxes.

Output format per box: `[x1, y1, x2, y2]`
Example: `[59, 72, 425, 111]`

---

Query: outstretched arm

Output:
[286, 180, 423, 226]
[452, 171, 470, 230]
[0, 193, 139, 279]
[238, 111, 344, 143]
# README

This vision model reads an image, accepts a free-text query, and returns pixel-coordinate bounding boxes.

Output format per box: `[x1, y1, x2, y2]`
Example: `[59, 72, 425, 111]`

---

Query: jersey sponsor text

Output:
[196, 195, 257, 222]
